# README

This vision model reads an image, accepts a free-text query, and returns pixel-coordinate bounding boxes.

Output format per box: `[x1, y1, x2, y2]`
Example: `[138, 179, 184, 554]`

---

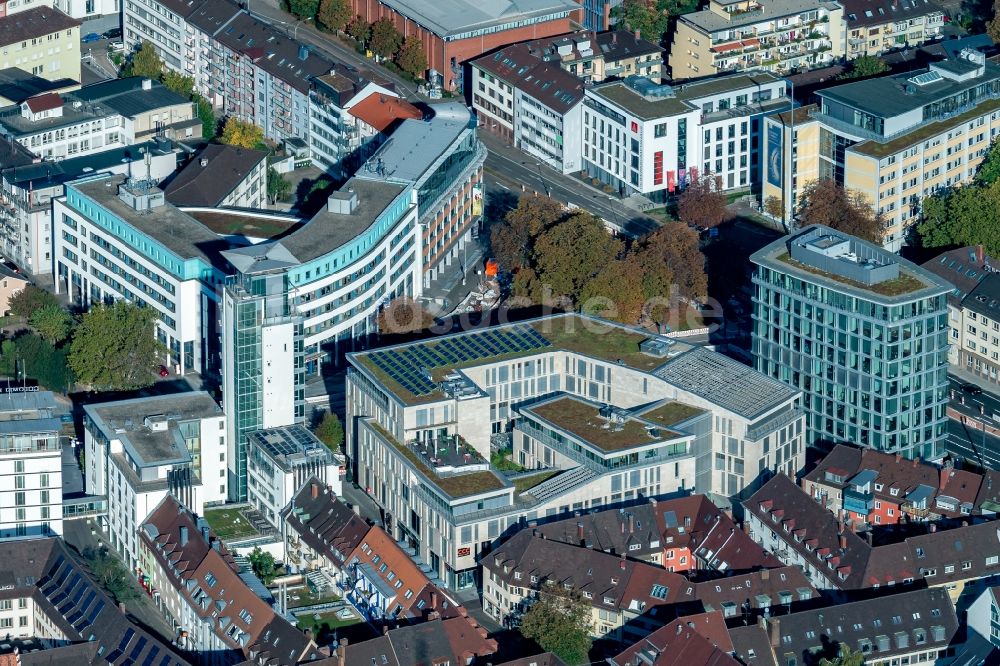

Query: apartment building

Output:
[752, 225, 952, 457]
[164, 144, 268, 210]
[221, 178, 421, 501]
[670, 0, 844, 81]
[246, 424, 343, 530]
[762, 49, 1000, 250]
[325, 617, 497, 666]
[83, 392, 227, 570]
[0, 139, 177, 276]
[967, 585, 1000, 649]
[309, 72, 418, 178]
[842, 0, 945, 60]
[54, 174, 228, 375]
[609, 613, 740, 666]
[0, 538, 187, 663]
[0, 7, 80, 83]
[950, 273, 1000, 385]
[346, 313, 805, 591]
[356, 102, 486, 286]
[921, 245, 995, 367]
[583, 73, 788, 200]
[471, 44, 584, 174]
[523, 30, 665, 84]
[0, 66, 78, 105]
[0, 391, 63, 539]
[140, 495, 320, 665]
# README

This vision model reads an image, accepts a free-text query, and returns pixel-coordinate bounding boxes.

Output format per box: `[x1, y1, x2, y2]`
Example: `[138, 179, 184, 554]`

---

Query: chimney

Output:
[212, 538, 221, 552]
[978, 244, 985, 264]
[864, 530, 873, 546]
[142, 78, 152, 91]
[336, 643, 346, 666]
[179, 526, 189, 547]
[839, 534, 848, 550]
[768, 618, 781, 648]
[634, 29, 640, 40]
[431, 591, 438, 609]
[761, 568, 769, 581]
[577, 521, 585, 544]
[913, 457, 919, 468]
[895, 453, 902, 463]
[311, 482, 319, 499]
[382, 625, 389, 635]
[628, 513, 635, 534]
[201, 525, 210, 542]
[929, 523, 937, 533]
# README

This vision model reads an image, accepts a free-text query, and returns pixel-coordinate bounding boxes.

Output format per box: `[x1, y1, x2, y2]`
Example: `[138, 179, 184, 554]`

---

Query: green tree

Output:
[8, 285, 59, 318]
[490, 196, 565, 271]
[1, 333, 74, 392]
[194, 94, 217, 139]
[221, 117, 265, 149]
[267, 167, 291, 204]
[519, 587, 592, 665]
[579, 255, 646, 324]
[162, 71, 194, 98]
[839, 55, 889, 79]
[69, 301, 167, 391]
[317, 0, 351, 32]
[313, 411, 344, 453]
[289, 0, 319, 18]
[29, 305, 73, 345]
[632, 223, 708, 304]
[799, 179, 884, 244]
[249, 546, 278, 585]
[916, 179, 1000, 256]
[346, 15, 371, 44]
[976, 140, 1000, 185]
[534, 210, 623, 303]
[83, 546, 140, 604]
[369, 17, 402, 59]
[126, 41, 164, 80]
[612, 0, 669, 42]
[677, 173, 729, 229]
[395, 37, 427, 78]
[819, 645, 865, 666]
[989, 0, 1000, 43]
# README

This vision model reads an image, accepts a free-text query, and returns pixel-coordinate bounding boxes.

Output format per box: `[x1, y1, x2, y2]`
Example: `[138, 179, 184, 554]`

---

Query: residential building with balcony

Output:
[0, 391, 63, 539]
[346, 313, 805, 591]
[762, 49, 1000, 250]
[221, 178, 420, 501]
[752, 225, 952, 457]
[0, 139, 177, 276]
[356, 102, 486, 286]
[583, 73, 788, 201]
[246, 424, 344, 530]
[0, 7, 80, 83]
[521, 29, 665, 84]
[470, 44, 584, 174]
[842, 0, 945, 60]
[670, 0, 844, 81]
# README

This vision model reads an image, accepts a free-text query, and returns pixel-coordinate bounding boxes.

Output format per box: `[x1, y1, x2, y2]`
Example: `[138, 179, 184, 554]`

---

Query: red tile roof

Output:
[348, 526, 436, 617]
[609, 612, 741, 666]
[24, 92, 61, 113]
[349, 93, 422, 132]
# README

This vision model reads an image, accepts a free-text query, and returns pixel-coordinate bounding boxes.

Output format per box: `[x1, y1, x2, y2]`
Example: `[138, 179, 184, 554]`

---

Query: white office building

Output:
[0, 391, 63, 539]
[83, 391, 227, 571]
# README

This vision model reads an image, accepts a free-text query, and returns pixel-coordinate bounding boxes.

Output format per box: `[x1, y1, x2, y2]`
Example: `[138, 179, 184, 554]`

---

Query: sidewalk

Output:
[421, 240, 487, 316]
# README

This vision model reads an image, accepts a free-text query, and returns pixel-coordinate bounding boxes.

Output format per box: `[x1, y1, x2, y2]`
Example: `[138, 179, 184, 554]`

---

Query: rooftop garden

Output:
[203, 507, 259, 540]
[529, 316, 663, 370]
[188, 211, 301, 239]
[513, 470, 561, 494]
[776, 252, 926, 297]
[529, 397, 677, 452]
[369, 422, 507, 498]
[641, 401, 706, 427]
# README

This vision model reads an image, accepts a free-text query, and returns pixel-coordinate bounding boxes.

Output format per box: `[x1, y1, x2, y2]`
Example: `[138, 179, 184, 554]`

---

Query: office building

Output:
[842, 0, 945, 60]
[762, 50, 1000, 250]
[52, 0, 118, 20]
[246, 424, 343, 529]
[356, 102, 486, 286]
[83, 392, 227, 570]
[670, 0, 844, 81]
[1, 139, 177, 276]
[346, 313, 804, 590]
[222, 178, 420, 500]
[583, 73, 788, 200]
[470, 44, 585, 174]
[522, 30, 665, 83]
[0, 537, 187, 664]
[164, 145, 268, 210]
[140, 495, 320, 664]
[0, 7, 80, 83]
[0, 391, 62, 539]
[752, 225, 951, 457]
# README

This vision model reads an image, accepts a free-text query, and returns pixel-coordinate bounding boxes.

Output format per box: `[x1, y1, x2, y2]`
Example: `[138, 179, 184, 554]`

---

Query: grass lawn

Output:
[513, 470, 560, 494]
[286, 587, 341, 609]
[531, 316, 661, 370]
[642, 401, 706, 427]
[530, 397, 675, 452]
[189, 211, 300, 239]
[203, 507, 258, 540]
[296, 608, 363, 633]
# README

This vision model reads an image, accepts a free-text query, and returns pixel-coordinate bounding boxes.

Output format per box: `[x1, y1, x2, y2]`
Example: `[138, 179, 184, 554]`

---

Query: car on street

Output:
[103, 27, 122, 39]
[82, 32, 101, 43]
[962, 383, 983, 395]
[108, 40, 125, 52]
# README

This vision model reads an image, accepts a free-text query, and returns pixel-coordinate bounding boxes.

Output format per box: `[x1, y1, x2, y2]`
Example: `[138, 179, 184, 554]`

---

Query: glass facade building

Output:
[751, 226, 952, 459]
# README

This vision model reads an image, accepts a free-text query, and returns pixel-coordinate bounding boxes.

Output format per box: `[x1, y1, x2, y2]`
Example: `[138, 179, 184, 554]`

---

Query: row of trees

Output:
[288, 0, 427, 77]
[491, 196, 708, 325]
[763, 179, 885, 244]
[1, 286, 170, 393]
[611, 0, 699, 44]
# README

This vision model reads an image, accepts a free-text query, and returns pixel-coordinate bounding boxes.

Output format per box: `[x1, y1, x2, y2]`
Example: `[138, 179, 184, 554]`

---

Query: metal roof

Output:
[376, 0, 578, 37]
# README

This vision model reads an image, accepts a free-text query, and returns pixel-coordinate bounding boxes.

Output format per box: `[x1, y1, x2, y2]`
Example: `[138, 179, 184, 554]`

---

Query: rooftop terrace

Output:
[526, 396, 683, 453]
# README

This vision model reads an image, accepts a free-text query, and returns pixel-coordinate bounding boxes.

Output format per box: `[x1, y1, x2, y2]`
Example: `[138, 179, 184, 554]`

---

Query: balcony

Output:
[844, 488, 875, 516]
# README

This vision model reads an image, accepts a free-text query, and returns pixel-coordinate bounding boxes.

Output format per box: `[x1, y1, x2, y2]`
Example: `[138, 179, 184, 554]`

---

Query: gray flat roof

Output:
[680, 0, 841, 33]
[818, 60, 1000, 118]
[0, 390, 57, 414]
[653, 346, 798, 420]
[6, 141, 174, 190]
[0, 417, 61, 435]
[358, 103, 471, 184]
[377, 0, 579, 37]
[70, 174, 229, 270]
[247, 424, 335, 471]
[84, 391, 221, 468]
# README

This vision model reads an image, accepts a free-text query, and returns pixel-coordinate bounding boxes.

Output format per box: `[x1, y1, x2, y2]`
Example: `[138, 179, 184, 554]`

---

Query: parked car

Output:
[81, 32, 101, 43]
[103, 27, 122, 39]
[108, 40, 125, 52]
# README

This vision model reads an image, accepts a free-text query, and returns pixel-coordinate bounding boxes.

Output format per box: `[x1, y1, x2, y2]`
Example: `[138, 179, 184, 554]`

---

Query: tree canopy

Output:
[916, 178, 1000, 255]
[162, 71, 194, 98]
[519, 587, 593, 665]
[377, 296, 435, 334]
[249, 547, 278, 585]
[396, 37, 427, 78]
[8, 285, 59, 319]
[289, 0, 319, 19]
[677, 173, 729, 229]
[799, 179, 884, 244]
[221, 117, 265, 150]
[346, 15, 371, 43]
[819, 645, 865, 666]
[612, 0, 670, 42]
[195, 95, 217, 139]
[370, 18, 403, 59]
[317, 0, 351, 31]
[30, 305, 73, 345]
[68, 301, 167, 391]
[267, 167, 291, 204]
[490, 196, 563, 271]
[839, 55, 889, 79]
[84, 546, 140, 605]
[127, 41, 164, 80]
[0, 335, 74, 393]
[314, 411, 344, 454]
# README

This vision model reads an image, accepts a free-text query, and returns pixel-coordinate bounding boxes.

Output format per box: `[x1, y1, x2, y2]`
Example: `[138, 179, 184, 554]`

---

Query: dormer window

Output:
[890, 488, 900, 496]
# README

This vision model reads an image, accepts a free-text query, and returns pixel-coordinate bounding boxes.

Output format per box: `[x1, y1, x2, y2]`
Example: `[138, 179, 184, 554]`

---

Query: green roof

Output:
[527, 396, 682, 453]
[640, 401, 707, 427]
